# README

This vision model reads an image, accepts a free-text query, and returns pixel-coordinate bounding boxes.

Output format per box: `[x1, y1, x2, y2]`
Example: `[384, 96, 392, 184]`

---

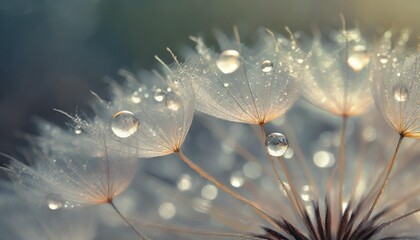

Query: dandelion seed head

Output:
[371, 30, 420, 138]
[95, 60, 197, 158]
[188, 29, 301, 124]
[302, 28, 373, 116]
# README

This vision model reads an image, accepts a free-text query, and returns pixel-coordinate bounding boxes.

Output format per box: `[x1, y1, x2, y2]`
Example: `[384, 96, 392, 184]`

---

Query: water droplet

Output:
[362, 127, 377, 142]
[111, 111, 140, 138]
[46, 194, 64, 210]
[159, 202, 176, 219]
[130, 91, 141, 103]
[261, 60, 274, 73]
[201, 184, 218, 200]
[230, 171, 244, 188]
[223, 82, 229, 87]
[154, 89, 165, 102]
[243, 162, 261, 179]
[265, 132, 289, 157]
[74, 125, 82, 135]
[347, 45, 370, 72]
[177, 174, 192, 191]
[313, 151, 335, 168]
[297, 59, 304, 64]
[165, 93, 181, 111]
[378, 54, 389, 64]
[216, 50, 241, 74]
[393, 85, 408, 102]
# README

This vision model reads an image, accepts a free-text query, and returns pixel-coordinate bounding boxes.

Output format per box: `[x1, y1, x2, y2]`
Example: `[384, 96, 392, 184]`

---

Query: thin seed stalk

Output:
[363, 135, 405, 221]
[338, 115, 348, 216]
[109, 201, 148, 240]
[175, 150, 279, 229]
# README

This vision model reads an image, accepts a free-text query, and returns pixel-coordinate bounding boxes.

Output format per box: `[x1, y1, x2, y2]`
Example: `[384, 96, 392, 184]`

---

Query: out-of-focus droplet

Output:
[265, 132, 289, 157]
[159, 202, 176, 219]
[243, 162, 261, 179]
[201, 184, 218, 200]
[47, 194, 64, 210]
[165, 93, 181, 111]
[347, 45, 370, 72]
[223, 82, 229, 87]
[378, 54, 389, 64]
[154, 89, 165, 102]
[393, 85, 408, 102]
[216, 50, 241, 74]
[131, 91, 141, 103]
[74, 125, 82, 135]
[362, 127, 377, 142]
[261, 60, 274, 73]
[230, 171, 244, 188]
[111, 111, 140, 138]
[313, 151, 335, 168]
[177, 174, 192, 191]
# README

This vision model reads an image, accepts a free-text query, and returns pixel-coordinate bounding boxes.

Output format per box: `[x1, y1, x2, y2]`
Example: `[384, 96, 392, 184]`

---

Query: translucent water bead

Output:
[216, 50, 241, 74]
[265, 132, 289, 157]
[347, 45, 370, 72]
[261, 60, 274, 73]
[393, 85, 408, 102]
[111, 110, 140, 138]
[46, 194, 64, 210]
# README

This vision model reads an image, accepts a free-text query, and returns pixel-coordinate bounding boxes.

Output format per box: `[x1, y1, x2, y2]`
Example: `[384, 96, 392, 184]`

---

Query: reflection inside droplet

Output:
[216, 50, 241, 74]
[111, 111, 140, 138]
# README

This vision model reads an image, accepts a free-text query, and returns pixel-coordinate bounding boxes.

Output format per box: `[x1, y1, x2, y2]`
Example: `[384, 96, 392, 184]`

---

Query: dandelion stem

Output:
[109, 201, 148, 240]
[363, 135, 404, 222]
[258, 125, 305, 223]
[338, 115, 348, 215]
[175, 150, 279, 229]
[283, 121, 318, 198]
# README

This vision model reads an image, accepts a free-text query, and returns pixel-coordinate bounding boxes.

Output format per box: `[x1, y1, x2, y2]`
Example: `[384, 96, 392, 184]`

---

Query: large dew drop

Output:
[265, 132, 289, 157]
[261, 60, 274, 73]
[216, 50, 241, 74]
[347, 45, 370, 72]
[111, 110, 140, 138]
[393, 85, 408, 102]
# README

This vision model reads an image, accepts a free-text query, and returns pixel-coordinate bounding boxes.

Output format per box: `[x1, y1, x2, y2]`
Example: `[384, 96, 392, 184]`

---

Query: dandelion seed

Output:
[371, 31, 420, 139]
[189, 29, 300, 124]
[302, 28, 373, 116]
